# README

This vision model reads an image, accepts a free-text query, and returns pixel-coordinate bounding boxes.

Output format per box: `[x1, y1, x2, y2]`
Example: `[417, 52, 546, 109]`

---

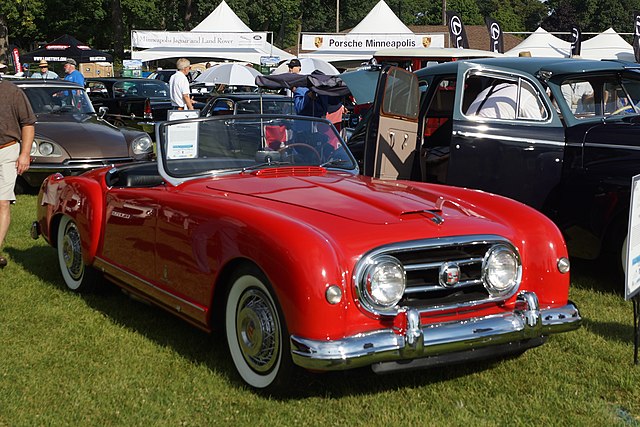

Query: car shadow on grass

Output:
[7, 245, 553, 399]
[569, 257, 624, 296]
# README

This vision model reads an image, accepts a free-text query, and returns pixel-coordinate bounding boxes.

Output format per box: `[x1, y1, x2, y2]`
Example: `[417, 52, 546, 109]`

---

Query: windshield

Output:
[236, 99, 295, 114]
[23, 86, 96, 115]
[159, 115, 358, 179]
[557, 73, 640, 119]
[113, 80, 169, 98]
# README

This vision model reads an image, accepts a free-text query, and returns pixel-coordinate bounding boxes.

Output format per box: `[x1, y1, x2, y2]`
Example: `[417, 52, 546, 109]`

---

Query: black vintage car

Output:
[13, 79, 154, 192]
[354, 58, 640, 270]
[86, 77, 205, 138]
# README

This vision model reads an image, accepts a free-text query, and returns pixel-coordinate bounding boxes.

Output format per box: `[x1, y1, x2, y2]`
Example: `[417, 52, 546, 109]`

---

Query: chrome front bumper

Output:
[290, 291, 581, 372]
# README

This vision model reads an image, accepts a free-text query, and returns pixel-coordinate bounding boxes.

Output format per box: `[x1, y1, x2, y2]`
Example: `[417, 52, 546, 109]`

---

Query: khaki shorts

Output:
[0, 143, 19, 202]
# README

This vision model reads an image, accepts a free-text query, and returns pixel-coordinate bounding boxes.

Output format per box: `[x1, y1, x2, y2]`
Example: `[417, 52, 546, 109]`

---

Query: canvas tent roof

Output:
[581, 28, 635, 61]
[349, 0, 412, 34]
[505, 27, 570, 58]
[302, 0, 416, 66]
[21, 34, 113, 63]
[132, 0, 292, 64]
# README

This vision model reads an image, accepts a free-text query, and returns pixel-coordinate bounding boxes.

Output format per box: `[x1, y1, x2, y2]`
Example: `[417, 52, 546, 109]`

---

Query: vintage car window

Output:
[139, 81, 169, 98]
[236, 99, 295, 115]
[160, 116, 358, 179]
[560, 80, 595, 116]
[560, 75, 640, 118]
[22, 86, 96, 115]
[86, 81, 108, 97]
[463, 74, 548, 121]
[381, 68, 419, 119]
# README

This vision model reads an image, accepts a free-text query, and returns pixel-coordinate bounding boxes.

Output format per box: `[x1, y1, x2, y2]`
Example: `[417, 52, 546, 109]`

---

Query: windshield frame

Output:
[157, 114, 359, 186]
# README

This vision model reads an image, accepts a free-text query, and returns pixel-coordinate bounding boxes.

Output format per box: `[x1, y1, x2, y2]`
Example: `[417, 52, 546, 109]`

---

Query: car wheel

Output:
[225, 266, 295, 392]
[113, 119, 125, 128]
[57, 215, 98, 292]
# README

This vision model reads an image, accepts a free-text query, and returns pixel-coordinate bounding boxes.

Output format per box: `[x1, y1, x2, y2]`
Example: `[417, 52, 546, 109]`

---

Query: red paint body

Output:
[36, 166, 571, 340]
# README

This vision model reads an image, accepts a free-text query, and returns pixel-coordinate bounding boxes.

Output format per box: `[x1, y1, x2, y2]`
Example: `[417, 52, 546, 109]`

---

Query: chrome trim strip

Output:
[405, 279, 483, 294]
[93, 256, 206, 313]
[290, 293, 581, 371]
[404, 257, 483, 272]
[584, 142, 640, 151]
[453, 130, 566, 148]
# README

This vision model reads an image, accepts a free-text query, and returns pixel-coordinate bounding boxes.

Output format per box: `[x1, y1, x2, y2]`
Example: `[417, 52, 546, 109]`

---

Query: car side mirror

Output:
[98, 106, 108, 119]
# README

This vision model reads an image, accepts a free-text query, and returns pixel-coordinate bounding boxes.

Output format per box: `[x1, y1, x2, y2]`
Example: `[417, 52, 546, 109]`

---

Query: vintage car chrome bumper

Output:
[290, 291, 581, 372]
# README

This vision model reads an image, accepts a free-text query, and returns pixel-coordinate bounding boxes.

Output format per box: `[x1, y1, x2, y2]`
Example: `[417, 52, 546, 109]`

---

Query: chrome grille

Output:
[354, 235, 520, 315]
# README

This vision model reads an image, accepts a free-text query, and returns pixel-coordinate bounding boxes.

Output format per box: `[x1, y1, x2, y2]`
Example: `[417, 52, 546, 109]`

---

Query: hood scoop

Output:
[249, 166, 327, 178]
[400, 209, 445, 224]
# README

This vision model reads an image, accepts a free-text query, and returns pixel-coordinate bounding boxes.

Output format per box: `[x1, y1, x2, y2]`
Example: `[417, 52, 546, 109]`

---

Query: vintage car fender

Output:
[166, 190, 363, 340]
[39, 173, 104, 265]
[424, 183, 571, 306]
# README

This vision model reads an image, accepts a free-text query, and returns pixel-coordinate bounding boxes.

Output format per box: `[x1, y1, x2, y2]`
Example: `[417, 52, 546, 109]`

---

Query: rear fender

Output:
[45, 175, 104, 265]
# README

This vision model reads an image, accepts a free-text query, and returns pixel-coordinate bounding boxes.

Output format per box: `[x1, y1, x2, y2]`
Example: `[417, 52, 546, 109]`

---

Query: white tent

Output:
[349, 0, 413, 34]
[301, 0, 426, 67]
[581, 28, 635, 61]
[505, 27, 570, 58]
[132, 0, 293, 64]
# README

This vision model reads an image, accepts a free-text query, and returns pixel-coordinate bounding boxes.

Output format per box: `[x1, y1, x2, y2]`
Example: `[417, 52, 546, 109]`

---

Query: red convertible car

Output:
[32, 114, 581, 392]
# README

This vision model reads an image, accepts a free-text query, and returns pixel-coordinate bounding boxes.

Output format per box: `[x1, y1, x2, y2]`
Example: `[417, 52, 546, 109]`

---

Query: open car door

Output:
[362, 66, 420, 180]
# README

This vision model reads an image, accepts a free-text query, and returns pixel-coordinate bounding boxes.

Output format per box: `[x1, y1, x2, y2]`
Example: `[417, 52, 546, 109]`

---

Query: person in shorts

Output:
[0, 62, 36, 268]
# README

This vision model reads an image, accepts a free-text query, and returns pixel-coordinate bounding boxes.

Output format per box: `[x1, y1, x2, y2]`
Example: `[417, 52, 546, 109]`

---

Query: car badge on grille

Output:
[439, 262, 461, 287]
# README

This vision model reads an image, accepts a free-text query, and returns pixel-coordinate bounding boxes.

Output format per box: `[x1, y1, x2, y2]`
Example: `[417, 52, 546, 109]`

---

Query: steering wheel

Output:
[611, 105, 636, 115]
[278, 143, 321, 164]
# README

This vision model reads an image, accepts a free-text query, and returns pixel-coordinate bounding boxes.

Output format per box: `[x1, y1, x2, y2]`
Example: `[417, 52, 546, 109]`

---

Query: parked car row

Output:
[32, 114, 581, 393]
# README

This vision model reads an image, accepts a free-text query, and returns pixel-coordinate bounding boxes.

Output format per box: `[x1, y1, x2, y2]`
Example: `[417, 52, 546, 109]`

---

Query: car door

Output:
[362, 66, 420, 180]
[447, 62, 566, 210]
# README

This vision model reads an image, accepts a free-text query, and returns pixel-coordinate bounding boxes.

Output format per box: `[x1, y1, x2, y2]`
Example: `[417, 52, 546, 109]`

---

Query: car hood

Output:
[36, 114, 131, 157]
[202, 172, 493, 226]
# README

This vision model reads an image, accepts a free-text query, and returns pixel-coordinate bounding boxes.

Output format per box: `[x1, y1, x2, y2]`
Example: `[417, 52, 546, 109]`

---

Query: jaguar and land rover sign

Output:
[301, 33, 445, 51]
[131, 30, 268, 49]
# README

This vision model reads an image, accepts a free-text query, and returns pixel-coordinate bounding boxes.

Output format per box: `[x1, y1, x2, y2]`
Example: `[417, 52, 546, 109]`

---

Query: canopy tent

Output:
[504, 27, 570, 58]
[581, 28, 635, 61]
[20, 34, 113, 63]
[300, 0, 444, 68]
[132, 0, 292, 64]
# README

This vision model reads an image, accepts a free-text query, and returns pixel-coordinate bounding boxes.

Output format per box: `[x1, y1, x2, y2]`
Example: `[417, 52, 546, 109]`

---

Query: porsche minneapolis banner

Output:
[301, 33, 445, 51]
[131, 31, 268, 49]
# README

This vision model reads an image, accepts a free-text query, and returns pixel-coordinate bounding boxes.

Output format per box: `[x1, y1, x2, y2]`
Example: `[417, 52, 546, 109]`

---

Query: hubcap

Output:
[236, 288, 280, 374]
[62, 222, 83, 280]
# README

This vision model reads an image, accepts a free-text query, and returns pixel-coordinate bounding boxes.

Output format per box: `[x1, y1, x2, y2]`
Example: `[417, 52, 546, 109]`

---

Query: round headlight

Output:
[132, 135, 153, 154]
[482, 245, 520, 297]
[39, 142, 54, 156]
[362, 255, 406, 310]
[31, 141, 38, 156]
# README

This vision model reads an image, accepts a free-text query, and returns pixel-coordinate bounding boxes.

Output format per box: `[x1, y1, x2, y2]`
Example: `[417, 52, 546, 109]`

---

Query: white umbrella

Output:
[272, 58, 339, 75]
[195, 63, 262, 87]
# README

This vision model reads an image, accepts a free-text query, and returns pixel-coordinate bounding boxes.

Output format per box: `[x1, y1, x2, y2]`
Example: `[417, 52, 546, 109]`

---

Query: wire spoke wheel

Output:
[225, 266, 295, 392]
[57, 215, 98, 292]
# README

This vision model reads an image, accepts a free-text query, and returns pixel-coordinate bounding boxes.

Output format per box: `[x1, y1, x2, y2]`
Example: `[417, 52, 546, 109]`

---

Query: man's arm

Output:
[17, 125, 34, 175]
[182, 92, 194, 110]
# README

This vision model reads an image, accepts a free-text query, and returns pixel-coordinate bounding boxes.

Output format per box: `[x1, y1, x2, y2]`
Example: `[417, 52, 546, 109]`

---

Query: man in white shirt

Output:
[467, 81, 544, 120]
[169, 58, 194, 110]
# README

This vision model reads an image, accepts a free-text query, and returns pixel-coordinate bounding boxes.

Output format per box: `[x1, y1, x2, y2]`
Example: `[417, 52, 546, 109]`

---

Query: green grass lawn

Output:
[1, 195, 639, 426]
